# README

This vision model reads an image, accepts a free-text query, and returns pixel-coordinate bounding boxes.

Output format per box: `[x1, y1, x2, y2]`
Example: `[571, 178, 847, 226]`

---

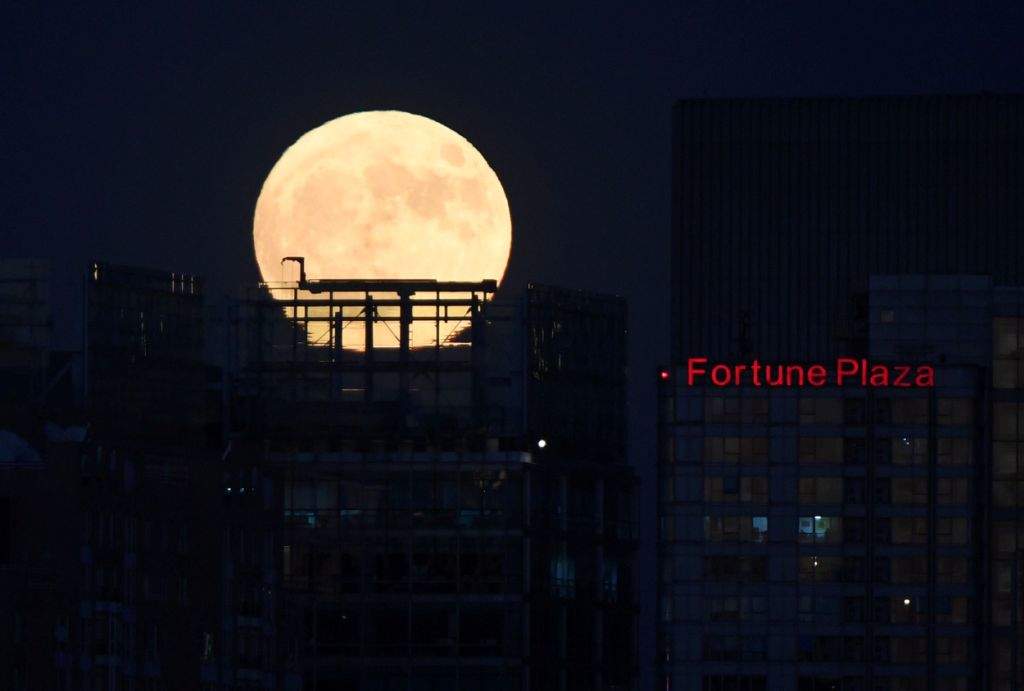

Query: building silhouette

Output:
[659, 94, 1024, 691]
[0, 260, 638, 691]
[1, 261, 235, 690]
[226, 274, 638, 691]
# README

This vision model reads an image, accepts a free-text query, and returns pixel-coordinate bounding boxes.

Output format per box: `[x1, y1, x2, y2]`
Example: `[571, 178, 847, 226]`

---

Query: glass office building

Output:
[660, 94, 1024, 691]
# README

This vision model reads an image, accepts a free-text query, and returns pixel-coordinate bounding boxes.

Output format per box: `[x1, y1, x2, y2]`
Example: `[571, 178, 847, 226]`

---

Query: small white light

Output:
[903, 598, 911, 606]
[537, 439, 547, 449]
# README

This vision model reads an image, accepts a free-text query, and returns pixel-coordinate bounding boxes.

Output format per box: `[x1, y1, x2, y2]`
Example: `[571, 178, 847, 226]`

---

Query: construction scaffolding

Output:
[228, 262, 521, 443]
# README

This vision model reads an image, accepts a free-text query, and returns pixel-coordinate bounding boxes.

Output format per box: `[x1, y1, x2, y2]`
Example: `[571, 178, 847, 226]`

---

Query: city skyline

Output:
[4, 4, 1024, 691]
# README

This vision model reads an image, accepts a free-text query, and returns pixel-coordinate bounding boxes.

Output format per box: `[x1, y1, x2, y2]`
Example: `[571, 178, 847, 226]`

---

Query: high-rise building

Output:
[226, 275, 638, 691]
[2, 259, 638, 691]
[670, 94, 1024, 362]
[1, 262, 268, 691]
[659, 94, 1024, 691]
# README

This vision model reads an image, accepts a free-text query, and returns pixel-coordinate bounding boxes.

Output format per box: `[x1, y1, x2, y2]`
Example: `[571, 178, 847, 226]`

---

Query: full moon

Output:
[253, 110, 511, 295]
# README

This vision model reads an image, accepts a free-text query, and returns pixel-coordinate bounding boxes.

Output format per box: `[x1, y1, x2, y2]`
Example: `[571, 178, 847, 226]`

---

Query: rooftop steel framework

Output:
[229, 260, 516, 440]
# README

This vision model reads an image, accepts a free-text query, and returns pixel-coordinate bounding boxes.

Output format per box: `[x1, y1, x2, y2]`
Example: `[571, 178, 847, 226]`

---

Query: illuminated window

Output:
[798, 516, 842, 544]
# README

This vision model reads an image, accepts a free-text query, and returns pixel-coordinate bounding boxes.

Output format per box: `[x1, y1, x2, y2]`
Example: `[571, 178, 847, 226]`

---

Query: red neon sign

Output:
[684, 357, 935, 388]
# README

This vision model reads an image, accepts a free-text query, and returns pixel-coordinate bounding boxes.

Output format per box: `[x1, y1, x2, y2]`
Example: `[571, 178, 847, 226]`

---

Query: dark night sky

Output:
[4, 3, 1023, 685]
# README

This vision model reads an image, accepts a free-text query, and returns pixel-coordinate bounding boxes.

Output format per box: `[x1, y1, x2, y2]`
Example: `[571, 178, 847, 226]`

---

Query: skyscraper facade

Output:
[659, 94, 1024, 691]
[229, 278, 638, 690]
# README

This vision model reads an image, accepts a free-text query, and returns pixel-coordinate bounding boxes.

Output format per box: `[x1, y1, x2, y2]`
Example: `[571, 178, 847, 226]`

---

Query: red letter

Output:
[750, 360, 762, 387]
[837, 358, 858, 386]
[916, 366, 935, 387]
[893, 366, 910, 388]
[785, 364, 805, 387]
[807, 365, 826, 386]
[869, 365, 889, 387]
[687, 357, 707, 385]
[710, 364, 732, 386]
[734, 364, 747, 385]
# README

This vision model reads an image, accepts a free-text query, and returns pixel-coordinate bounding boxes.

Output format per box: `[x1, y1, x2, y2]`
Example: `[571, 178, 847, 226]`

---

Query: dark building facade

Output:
[0, 262, 282, 691]
[227, 276, 638, 691]
[671, 94, 1024, 362]
[660, 94, 1024, 691]
[2, 260, 638, 691]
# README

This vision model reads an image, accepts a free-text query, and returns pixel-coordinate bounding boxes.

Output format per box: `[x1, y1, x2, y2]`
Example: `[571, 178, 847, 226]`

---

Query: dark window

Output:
[873, 598, 890, 624]
[844, 477, 865, 503]
[844, 518, 865, 544]
[873, 439, 891, 464]
[798, 678, 847, 691]
[873, 399, 892, 424]
[843, 439, 866, 465]
[844, 596, 865, 623]
[0, 497, 9, 563]
[702, 675, 767, 691]
[872, 636, 890, 662]
[705, 556, 766, 582]
[873, 479, 891, 504]
[843, 558, 866, 583]
[873, 518, 891, 544]
[844, 399, 866, 425]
